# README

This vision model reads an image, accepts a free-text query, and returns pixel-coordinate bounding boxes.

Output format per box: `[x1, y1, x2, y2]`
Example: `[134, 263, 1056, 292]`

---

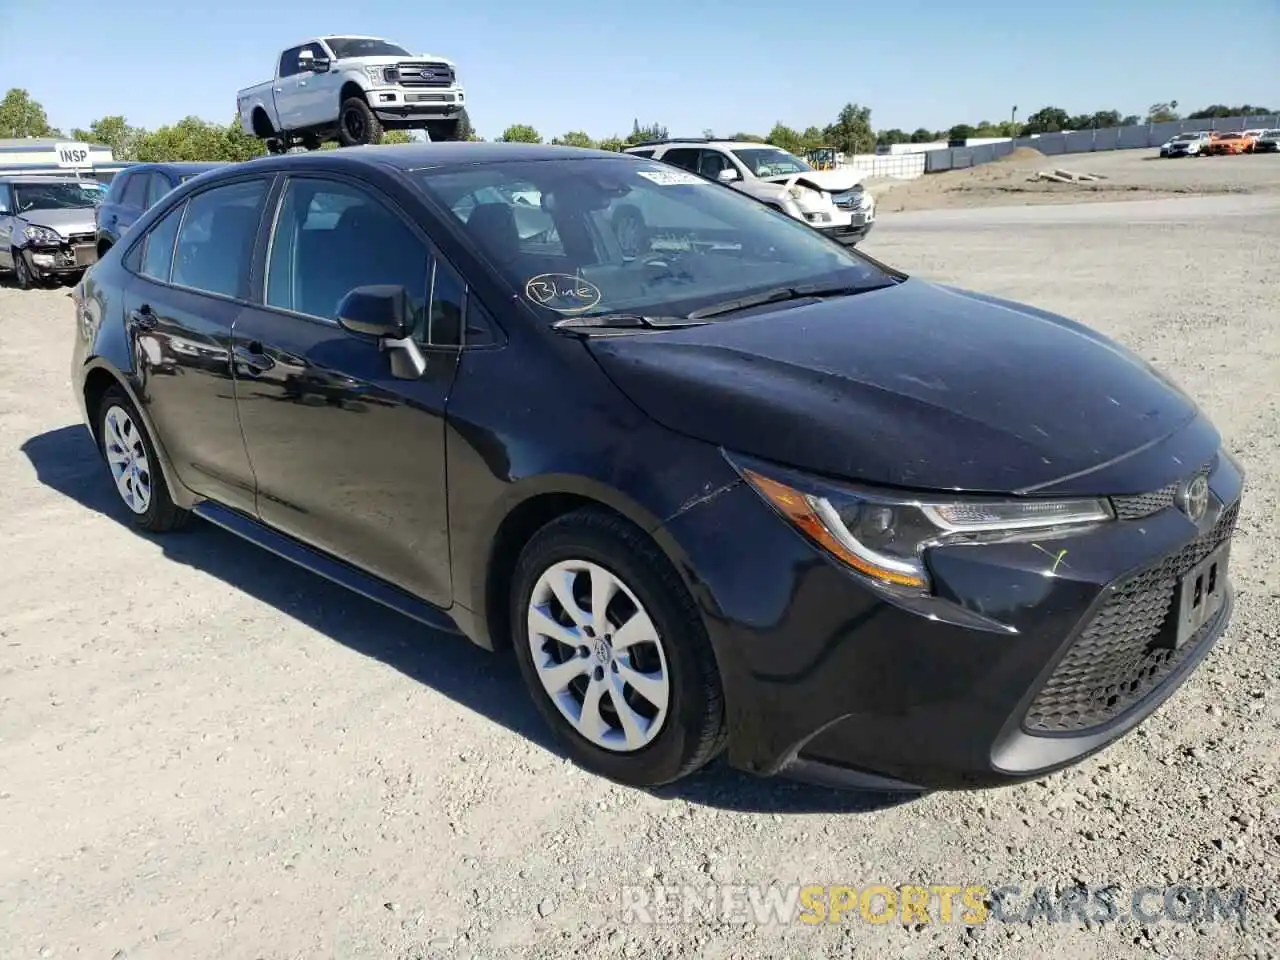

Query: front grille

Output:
[405, 93, 456, 103]
[831, 190, 861, 209]
[1111, 461, 1213, 520]
[1023, 501, 1239, 734]
[396, 61, 454, 87]
[67, 232, 95, 245]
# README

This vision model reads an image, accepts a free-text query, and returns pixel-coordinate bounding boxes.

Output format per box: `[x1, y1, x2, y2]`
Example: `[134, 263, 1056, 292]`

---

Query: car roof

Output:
[628, 140, 782, 151]
[239, 142, 639, 172]
[127, 161, 225, 173]
[0, 174, 95, 184]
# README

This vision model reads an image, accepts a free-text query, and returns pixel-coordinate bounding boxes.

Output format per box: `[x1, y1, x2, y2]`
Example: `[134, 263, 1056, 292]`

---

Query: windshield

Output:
[730, 148, 813, 177]
[13, 181, 104, 213]
[411, 157, 893, 322]
[324, 37, 412, 59]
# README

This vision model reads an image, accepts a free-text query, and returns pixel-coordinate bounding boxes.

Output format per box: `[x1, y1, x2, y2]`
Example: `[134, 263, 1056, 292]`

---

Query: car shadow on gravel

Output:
[23, 424, 915, 816]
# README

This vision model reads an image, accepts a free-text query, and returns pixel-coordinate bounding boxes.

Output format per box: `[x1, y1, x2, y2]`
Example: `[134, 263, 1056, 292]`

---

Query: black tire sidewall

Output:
[510, 513, 721, 787]
[339, 98, 381, 146]
[97, 387, 167, 529]
[13, 251, 31, 289]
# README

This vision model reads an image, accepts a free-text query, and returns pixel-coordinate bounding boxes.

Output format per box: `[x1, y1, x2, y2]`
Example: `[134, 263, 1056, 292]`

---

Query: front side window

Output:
[658, 148, 701, 173]
[730, 147, 812, 177]
[324, 37, 412, 59]
[279, 46, 303, 78]
[12, 181, 101, 213]
[412, 157, 892, 323]
[121, 173, 149, 209]
[0, 184, 13, 214]
[265, 178, 430, 325]
[171, 179, 267, 299]
[139, 203, 185, 282]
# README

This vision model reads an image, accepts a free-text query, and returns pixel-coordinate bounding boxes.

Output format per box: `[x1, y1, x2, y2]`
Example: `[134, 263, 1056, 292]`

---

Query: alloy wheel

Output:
[526, 559, 671, 752]
[102, 404, 153, 514]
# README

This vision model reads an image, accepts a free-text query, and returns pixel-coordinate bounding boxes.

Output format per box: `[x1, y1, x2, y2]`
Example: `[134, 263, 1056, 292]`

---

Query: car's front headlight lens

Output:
[365, 65, 393, 85]
[23, 224, 62, 244]
[733, 456, 1113, 593]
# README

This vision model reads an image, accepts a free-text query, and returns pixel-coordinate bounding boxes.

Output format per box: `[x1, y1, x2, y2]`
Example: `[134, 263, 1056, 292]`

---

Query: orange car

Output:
[1205, 131, 1250, 155]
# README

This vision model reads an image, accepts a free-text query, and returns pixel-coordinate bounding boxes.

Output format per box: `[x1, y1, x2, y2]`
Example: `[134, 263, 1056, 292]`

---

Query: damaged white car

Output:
[623, 138, 875, 245]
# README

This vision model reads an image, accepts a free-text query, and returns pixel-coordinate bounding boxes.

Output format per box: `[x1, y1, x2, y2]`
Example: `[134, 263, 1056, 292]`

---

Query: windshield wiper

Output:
[686, 280, 894, 321]
[552, 313, 709, 330]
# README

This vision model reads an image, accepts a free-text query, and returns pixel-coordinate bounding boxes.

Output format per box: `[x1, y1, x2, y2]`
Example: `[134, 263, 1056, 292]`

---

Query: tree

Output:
[909, 127, 937, 143]
[766, 122, 805, 154]
[70, 115, 146, 160]
[456, 109, 476, 141]
[730, 132, 765, 143]
[1188, 104, 1273, 119]
[1146, 101, 1180, 123]
[1121, 114, 1141, 127]
[875, 128, 909, 147]
[552, 130, 595, 148]
[823, 103, 874, 155]
[596, 136, 626, 152]
[1020, 106, 1070, 135]
[0, 88, 60, 139]
[498, 123, 542, 143]
[625, 119, 667, 145]
[947, 123, 975, 141]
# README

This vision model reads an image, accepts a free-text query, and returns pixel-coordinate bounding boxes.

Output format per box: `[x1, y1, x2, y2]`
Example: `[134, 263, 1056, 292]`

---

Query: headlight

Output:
[23, 224, 62, 245]
[787, 185, 823, 204]
[364, 65, 393, 85]
[731, 454, 1113, 593]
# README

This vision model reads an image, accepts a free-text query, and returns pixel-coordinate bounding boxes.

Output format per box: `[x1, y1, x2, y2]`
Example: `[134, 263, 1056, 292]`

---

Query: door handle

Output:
[233, 342, 275, 374]
[130, 305, 157, 329]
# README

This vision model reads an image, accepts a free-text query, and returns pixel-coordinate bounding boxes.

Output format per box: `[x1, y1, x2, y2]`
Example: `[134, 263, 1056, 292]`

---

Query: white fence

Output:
[841, 152, 927, 180]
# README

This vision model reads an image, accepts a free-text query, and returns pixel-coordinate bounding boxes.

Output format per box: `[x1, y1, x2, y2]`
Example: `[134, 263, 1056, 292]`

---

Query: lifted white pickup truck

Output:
[237, 35, 468, 151]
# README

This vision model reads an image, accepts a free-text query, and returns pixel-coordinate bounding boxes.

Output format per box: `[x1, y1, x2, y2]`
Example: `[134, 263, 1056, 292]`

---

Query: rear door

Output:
[230, 174, 462, 606]
[115, 171, 152, 238]
[119, 174, 272, 515]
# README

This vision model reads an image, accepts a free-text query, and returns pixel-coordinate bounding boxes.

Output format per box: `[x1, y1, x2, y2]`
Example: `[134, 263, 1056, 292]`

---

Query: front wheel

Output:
[338, 96, 383, 147]
[510, 508, 727, 788]
[12, 249, 33, 289]
[424, 118, 462, 142]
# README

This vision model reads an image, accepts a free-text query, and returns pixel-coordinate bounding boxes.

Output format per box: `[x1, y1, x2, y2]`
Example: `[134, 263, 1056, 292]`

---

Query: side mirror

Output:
[311, 58, 331, 73]
[716, 168, 741, 183]
[336, 285, 426, 379]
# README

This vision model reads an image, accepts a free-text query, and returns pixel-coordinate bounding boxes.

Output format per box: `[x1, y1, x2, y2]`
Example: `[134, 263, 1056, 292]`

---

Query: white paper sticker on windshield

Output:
[637, 169, 708, 187]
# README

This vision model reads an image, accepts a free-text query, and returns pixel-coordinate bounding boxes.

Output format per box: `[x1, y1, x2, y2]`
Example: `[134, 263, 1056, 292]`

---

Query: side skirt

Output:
[192, 501, 462, 636]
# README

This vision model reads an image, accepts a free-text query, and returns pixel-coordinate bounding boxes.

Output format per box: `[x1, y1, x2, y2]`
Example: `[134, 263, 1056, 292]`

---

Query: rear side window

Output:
[659, 148, 701, 172]
[171, 179, 268, 299]
[139, 203, 185, 282]
[145, 174, 172, 208]
[121, 173, 149, 209]
[628, 149, 655, 159]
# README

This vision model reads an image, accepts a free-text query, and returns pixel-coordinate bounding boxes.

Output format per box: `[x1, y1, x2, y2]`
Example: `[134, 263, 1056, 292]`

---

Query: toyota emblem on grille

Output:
[1177, 473, 1210, 522]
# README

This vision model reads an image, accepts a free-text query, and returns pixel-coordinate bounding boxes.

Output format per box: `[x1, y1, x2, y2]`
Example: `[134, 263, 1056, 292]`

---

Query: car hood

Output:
[759, 169, 865, 192]
[19, 207, 96, 236]
[584, 279, 1202, 494]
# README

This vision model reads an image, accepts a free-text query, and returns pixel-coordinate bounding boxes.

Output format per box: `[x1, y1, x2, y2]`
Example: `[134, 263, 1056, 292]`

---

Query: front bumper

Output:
[662, 437, 1243, 792]
[19, 241, 96, 278]
[816, 217, 873, 245]
[366, 88, 465, 123]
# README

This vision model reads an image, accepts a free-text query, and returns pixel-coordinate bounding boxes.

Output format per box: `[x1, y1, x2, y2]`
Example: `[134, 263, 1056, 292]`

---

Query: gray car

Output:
[0, 175, 106, 289]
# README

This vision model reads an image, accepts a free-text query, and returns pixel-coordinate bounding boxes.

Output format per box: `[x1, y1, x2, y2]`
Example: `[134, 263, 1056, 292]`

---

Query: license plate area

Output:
[74, 244, 98, 267]
[1173, 544, 1229, 648]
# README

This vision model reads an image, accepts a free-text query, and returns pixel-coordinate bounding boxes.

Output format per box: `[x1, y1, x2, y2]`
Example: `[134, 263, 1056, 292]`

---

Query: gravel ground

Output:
[868, 148, 1280, 212]
[1, 187, 1278, 960]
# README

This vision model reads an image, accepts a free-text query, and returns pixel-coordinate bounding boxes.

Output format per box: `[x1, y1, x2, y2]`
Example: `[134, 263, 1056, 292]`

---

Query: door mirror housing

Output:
[716, 167, 741, 183]
[336, 285, 426, 379]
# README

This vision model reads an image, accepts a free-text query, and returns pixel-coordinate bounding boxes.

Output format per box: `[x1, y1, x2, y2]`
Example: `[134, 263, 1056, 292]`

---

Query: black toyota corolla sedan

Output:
[70, 143, 1243, 793]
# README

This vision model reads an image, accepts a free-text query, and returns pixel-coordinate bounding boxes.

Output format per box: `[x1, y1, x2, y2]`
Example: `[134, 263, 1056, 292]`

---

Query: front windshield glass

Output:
[411, 157, 892, 321]
[730, 147, 813, 177]
[325, 37, 412, 59]
[13, 181, 103, 213]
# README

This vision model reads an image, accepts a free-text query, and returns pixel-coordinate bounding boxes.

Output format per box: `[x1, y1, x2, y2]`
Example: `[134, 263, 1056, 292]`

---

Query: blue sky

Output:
[2, 0, 1277, 140]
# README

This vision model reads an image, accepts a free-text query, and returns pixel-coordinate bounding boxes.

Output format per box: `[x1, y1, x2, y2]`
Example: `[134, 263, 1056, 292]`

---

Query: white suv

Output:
[624, 138, 875, 245]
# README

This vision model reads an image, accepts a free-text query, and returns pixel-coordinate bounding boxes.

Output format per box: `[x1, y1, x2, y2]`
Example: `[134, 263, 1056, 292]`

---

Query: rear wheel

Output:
[425, 118, 462, 142]
[339, 96, 383, 147]
[96, 385, 189, 533]
[510, 508, 726, 787]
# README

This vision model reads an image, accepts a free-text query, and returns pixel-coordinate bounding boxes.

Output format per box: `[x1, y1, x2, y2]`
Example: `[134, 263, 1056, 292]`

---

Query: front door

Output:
[230, 175, 463, 606]
[120, 175, 271, 515]
[0, 183, 15, 270]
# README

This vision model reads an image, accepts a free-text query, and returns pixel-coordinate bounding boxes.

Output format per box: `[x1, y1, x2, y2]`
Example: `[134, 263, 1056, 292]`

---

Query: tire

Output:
[95, 385, 190, 533]
[338, 96, 383, 147]
[264, 137, 288, 155]
[12, 249, 32, 290]
[424, 118, 462, 142]
[510, 507, 726, 788]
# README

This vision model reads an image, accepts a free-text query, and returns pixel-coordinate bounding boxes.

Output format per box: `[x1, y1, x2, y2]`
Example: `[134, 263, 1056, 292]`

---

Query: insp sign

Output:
[55, 142, 94, 169]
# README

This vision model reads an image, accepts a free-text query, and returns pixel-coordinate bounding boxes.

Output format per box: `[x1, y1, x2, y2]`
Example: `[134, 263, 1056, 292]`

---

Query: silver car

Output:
[0, 175, 106, 289]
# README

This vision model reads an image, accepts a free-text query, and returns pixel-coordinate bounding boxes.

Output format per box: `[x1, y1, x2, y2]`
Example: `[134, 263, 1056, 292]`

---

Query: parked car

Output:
[623, 138, 875, 246]
[1252, 129, 1280, 153]
[96, 162, 225, 256]
[236, 35, 468, 151]
[0, 175, 105, 288]
[1239, 128, 1269, 151]
[1157, 131, 1211, 157]
[1204, 131, 1250, 155]
[71, 143, 1244, 793]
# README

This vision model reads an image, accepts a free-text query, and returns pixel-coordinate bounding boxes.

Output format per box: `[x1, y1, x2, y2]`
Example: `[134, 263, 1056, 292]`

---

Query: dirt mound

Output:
[994, 146, 1045, 163]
